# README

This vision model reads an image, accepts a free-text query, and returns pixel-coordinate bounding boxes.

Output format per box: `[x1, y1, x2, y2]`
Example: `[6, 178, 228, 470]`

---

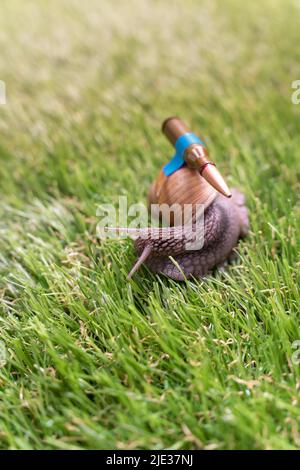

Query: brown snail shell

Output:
[148, 166, 217, 226]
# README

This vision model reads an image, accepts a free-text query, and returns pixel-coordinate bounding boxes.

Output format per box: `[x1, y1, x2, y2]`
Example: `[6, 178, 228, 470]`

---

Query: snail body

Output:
[127, 117, 249, 280]
[134, 188, 249, 280]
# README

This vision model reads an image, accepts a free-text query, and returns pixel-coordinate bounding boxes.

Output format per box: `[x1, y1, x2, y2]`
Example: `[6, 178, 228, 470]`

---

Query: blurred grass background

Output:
[0, 0, 300, 449]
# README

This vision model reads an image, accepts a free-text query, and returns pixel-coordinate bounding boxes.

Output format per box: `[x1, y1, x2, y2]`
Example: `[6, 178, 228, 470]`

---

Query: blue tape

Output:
[163, 132, 205, 176]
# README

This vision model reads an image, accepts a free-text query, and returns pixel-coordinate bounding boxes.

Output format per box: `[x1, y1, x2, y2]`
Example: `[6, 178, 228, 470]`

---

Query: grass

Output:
[0, 0, 300, 450]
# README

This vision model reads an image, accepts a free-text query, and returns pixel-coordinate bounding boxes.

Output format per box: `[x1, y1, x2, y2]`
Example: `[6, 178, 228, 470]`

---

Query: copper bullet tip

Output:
[201, 164, 232, 198]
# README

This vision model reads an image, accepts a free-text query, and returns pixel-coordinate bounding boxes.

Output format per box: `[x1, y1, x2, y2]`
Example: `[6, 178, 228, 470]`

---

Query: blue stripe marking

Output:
[163, 132, 205, 176]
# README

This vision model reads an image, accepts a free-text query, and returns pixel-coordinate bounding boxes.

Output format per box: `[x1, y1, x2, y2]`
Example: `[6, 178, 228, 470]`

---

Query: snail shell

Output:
[148, 166, 217, 226]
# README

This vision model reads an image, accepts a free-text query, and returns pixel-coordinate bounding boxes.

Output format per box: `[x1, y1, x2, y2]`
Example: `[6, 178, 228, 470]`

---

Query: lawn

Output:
[0, 0, 300, 450]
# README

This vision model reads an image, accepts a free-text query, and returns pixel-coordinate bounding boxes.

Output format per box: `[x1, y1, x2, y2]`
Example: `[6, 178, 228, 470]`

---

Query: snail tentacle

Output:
[127, 244, 152, 280]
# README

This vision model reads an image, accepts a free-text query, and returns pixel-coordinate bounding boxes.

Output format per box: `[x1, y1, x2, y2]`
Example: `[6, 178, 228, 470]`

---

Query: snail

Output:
[117, 117, 249, 280]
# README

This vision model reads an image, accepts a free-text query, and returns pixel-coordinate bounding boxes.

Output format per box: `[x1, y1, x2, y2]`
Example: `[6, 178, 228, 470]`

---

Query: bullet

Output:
[162, 117, 231, 198]
[201, 163, 231, 198]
